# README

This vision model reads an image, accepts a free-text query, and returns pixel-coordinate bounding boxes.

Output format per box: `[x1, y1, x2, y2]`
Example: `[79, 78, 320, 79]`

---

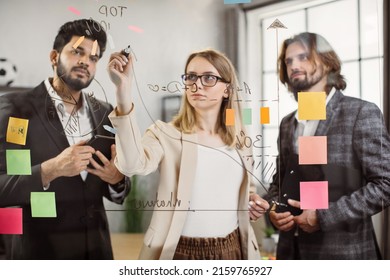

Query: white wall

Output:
[0, 0, 229, 132]
[0, 0, 231, 232]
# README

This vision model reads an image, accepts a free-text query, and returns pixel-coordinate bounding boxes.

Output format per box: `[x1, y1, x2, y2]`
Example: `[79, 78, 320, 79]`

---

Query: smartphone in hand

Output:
[86, 135, 115, 167]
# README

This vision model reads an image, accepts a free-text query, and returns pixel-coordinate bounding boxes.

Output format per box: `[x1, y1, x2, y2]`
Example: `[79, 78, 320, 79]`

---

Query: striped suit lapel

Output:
[315, 91, 343, 136]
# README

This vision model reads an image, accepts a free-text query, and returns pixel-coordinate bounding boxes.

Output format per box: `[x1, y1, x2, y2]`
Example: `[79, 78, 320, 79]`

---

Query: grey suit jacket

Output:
[267, 90, 390, 259]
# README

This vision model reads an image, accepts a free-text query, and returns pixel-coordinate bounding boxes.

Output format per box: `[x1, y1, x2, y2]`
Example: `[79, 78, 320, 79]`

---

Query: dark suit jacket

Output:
[267, 91, 390, 259]
[0, 82, 129, 259]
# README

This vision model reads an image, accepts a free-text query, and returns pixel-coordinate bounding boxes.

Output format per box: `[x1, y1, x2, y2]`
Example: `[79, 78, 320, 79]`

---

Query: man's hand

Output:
[87, 144, 124, 185]
[269, 209, 295, 232]
[41, 140, 95, 185]
[288, 199, 320, 233]
[248, 193, 270, 221]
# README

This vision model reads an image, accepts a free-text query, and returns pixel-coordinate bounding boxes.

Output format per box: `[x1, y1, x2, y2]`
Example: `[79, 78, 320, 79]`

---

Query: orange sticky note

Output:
[91, 40, 98, 56]
[226, 109, 235, 126]
[298, 92, 326, 120]
[6, 117, 29, 145]
[0, 208, 23, 234]
[300, 181, 329, 209]
[72, 36, 85, 49]
[260, 107, 270, 124]
[298, 136, 327, 164]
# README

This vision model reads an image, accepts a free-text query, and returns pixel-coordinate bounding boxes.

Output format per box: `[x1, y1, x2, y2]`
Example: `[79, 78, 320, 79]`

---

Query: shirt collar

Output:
[44, 78, 89, 113]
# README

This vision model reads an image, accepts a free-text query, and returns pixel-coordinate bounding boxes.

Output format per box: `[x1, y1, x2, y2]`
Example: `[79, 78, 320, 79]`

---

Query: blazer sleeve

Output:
[318, 102, 390, 231]
[108, 106, 165, 177]
[0, 95, 45, 207]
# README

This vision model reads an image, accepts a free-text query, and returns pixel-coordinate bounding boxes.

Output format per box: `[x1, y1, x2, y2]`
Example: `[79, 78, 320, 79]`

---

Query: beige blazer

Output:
[109, 109, 260, 260]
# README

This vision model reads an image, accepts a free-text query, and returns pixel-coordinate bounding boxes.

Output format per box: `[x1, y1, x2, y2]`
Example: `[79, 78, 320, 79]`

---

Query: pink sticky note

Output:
[68, 6, 81, 16]
[0, 208, 23, 234]
[298, 136, 327, 165]
[128, 25, 144, 33]
[300, 181, 329, 209]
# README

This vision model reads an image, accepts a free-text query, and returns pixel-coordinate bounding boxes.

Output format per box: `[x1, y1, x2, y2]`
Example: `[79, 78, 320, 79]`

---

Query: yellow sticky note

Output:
[226, 109, 235, 126]
[260, 107, 270, 124]
[6, 117, 29, 145]
[91, 40, 98, 56]
[298, 92, 326, 120]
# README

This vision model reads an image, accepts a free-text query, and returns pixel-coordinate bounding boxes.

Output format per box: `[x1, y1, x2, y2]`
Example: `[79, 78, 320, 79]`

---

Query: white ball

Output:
[0, 58, 18, 86]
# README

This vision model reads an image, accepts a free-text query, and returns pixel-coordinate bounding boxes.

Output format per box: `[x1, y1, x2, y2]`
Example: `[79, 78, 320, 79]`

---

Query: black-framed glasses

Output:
[181, 74, 227, 87]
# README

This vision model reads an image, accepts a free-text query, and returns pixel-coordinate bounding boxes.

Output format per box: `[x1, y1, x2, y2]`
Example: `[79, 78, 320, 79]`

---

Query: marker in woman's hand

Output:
[121, 45, 131, 58]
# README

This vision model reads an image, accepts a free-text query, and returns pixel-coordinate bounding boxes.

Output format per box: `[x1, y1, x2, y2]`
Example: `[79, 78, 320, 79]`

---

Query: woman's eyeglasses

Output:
[181, 74, 227, 87]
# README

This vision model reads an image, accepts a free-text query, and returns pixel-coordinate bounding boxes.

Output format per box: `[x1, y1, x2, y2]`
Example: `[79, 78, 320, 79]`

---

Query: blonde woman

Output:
[108, 49, 269, 260]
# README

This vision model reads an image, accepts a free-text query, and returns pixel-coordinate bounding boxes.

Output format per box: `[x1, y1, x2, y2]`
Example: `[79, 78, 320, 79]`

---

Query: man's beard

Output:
[56, 57, 93, 92]
[289, 66, 325, 100]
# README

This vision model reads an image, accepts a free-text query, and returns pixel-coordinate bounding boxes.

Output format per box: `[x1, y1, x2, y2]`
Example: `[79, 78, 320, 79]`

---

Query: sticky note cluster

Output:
[6, 117, 31, 175]
[297, 92, 329, 209]
[3, 116, 58, 235]
[226, 107, 270, 126]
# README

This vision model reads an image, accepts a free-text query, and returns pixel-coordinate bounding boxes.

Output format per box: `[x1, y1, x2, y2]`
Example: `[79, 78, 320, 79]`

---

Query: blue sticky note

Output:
[224, 0, 251, 4]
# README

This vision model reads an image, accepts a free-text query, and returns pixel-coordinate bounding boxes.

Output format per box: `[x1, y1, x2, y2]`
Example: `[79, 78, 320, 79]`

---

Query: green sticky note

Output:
[30, 192, 57, 218]
[242, 108, 252, 125]
[6, 150, 32, 175]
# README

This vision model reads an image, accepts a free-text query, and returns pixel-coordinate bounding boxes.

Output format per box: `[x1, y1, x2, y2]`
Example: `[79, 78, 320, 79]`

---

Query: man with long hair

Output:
[266, 32, 390, 259]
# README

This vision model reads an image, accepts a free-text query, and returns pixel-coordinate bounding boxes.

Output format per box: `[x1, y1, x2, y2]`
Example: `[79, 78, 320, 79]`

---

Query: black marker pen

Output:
[121, 45, 131, 58]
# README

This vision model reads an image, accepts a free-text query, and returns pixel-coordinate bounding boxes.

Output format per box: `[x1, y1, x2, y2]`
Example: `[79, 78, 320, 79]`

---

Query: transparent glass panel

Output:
[361, 58, 383, 109]
[360, 0, 384, 58]
[252, 0, 387, 261]
[263, 72, 297, 125]
[341, 61, 360, 99]
[308, 0, 359, 61]
[261, 127, 279, 184]
[262, 10, 306, 72]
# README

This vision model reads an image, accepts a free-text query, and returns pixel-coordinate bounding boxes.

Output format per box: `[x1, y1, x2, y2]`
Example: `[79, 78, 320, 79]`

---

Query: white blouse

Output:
[181, 145, 244, 237]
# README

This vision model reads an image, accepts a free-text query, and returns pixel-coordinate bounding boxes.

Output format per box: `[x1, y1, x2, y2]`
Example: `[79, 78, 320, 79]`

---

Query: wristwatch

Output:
[109, 176, 127, 193]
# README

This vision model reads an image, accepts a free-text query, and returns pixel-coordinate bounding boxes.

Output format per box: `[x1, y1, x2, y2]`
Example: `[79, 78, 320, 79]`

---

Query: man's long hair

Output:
[278, 32, 346, 94]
